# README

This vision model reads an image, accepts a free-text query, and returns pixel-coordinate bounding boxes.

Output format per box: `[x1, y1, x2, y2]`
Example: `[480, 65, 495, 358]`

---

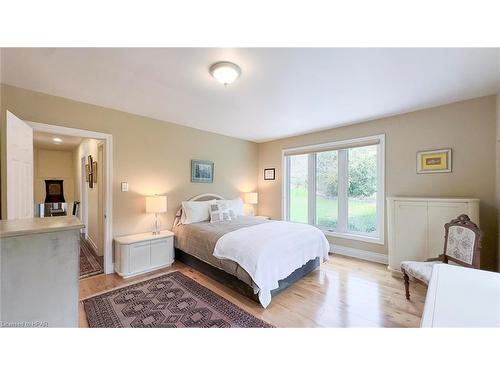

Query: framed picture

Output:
[92, 161, 98, 183]
[264, 168, 276, 180]
[88, 155, 94, 188]
[417, 148, 452, 174]
[44, 180, 65, 203]
[85, 164, 90, 182]
[191, 159, 214, 183]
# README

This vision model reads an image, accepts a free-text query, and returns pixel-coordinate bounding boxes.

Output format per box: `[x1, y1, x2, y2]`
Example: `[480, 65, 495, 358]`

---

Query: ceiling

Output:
[2, 48, 500, 143]
[33, 131, 82, 151]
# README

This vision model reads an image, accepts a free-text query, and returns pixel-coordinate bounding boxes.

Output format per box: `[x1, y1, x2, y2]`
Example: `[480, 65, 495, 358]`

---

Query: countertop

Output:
[0, 216, 85, 238]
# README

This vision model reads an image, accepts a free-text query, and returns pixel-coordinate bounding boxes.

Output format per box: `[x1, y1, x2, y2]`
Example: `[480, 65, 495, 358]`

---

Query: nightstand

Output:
[254, 215, 270, 220]
[114, 230, 174, 278]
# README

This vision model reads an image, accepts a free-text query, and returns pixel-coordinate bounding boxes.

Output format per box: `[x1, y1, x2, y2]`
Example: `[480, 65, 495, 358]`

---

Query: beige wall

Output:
[74, 139, 101, 253]
[1, 83, 497, 270]
[1, 84, 259, 240]
[258, 96, 498, 270]
[34, 147, 76, 206]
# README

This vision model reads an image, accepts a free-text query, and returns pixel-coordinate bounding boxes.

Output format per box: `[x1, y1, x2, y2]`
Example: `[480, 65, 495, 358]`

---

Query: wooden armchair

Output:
[401, 214, 481, 300]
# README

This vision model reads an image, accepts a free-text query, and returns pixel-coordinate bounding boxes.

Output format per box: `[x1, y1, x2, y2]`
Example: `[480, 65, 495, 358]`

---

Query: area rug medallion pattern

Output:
[80, 237, 104, 279]
[83, 272, 273, 328]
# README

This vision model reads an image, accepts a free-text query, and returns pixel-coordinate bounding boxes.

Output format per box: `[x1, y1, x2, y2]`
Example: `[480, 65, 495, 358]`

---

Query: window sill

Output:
[321, 230, 384, 245]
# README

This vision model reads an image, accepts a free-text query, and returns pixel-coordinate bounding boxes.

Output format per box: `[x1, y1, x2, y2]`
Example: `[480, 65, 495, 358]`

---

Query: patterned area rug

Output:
[83, 272, 273, 328]
[80, 237, 104, 279]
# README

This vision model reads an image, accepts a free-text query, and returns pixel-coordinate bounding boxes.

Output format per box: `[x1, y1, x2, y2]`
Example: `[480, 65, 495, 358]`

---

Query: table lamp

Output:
[146, 195, 167, 234]
[243, 192, 258, 216]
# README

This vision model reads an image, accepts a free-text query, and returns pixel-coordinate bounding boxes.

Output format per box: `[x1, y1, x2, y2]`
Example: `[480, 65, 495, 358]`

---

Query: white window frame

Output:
[282, 134, 385, 245]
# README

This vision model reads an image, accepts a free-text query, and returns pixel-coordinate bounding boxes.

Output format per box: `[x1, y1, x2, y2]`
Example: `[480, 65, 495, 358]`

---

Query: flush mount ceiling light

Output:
[209, 61, 241, 86]
[53, 137, 63, 143]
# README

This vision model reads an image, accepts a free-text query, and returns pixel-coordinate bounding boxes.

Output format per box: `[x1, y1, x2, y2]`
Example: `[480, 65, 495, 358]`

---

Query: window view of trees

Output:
[348, 145, 377, 233]
[316, 150, 338, 228]
[289, 154, 308, 223]
[287, 143, 378, 236]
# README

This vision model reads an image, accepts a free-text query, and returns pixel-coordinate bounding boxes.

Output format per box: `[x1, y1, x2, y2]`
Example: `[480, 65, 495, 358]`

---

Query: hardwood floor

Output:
[79, 254, 427, 328]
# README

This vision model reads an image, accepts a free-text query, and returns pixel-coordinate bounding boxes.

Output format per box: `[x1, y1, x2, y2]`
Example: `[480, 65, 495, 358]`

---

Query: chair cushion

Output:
[400, 261, 442, 284]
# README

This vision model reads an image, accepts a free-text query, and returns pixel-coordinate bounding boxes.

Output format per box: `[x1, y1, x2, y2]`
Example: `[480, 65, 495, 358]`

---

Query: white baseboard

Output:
[330, 244, 388, 265]
[86, 236, 100, 255]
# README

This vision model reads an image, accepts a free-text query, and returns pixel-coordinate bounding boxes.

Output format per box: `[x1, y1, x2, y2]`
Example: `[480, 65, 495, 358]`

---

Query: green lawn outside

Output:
[290, 188, 376, 233]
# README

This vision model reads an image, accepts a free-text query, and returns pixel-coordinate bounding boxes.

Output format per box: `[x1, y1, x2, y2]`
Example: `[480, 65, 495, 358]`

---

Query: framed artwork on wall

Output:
[88, 155, 94, 188]
[264, 168, 275, 180]
[92, 161, 98, 183]
[417, 148, 452, 174]
[44, 180, 65, 203]
[191, 159, 214, 183]
[85, 163, 90, 182]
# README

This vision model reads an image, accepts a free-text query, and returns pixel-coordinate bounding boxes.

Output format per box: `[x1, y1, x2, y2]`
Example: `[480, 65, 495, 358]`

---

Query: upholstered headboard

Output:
[172, 193, 225, 228]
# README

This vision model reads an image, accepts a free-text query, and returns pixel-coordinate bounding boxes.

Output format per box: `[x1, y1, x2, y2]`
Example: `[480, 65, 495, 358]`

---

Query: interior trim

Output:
[330, 244, 388, 265]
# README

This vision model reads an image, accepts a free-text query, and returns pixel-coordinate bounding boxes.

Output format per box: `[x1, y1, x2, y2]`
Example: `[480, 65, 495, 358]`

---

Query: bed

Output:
[172, 194, 330, 307]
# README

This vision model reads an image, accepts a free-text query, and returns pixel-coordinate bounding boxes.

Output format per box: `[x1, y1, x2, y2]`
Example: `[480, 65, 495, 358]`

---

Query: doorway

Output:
[28, 120, 114, 274]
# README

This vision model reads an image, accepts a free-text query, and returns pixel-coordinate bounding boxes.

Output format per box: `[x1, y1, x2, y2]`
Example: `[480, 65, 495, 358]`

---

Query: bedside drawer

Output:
[129, 241, 151, 273]
[151, 237, 174, 266]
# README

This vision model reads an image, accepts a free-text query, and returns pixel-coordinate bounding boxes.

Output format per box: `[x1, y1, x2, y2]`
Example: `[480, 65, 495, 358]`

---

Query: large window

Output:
[283, 135, 384, 244]
[288, 154, 309, 223]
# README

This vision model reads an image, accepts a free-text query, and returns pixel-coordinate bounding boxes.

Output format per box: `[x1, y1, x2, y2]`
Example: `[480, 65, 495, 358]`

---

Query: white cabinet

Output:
[387, 197, 479, 273]
[114, 230, 174, 278]
[151, 238, 171, 265]
[129, 241, 151, 273]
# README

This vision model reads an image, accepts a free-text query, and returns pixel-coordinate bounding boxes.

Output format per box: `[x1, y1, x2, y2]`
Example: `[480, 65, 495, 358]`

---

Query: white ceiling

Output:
[33, 131, 82, 151]
[2, 48, 500, 143]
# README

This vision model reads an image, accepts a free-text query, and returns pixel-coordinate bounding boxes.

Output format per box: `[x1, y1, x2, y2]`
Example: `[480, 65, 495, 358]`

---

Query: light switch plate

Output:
[121, 182, 129, 192]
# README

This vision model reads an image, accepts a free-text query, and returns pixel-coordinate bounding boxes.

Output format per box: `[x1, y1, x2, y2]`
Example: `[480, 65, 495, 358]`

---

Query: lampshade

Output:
[146, 195, 167, 213]
[244, 192, 258, 205]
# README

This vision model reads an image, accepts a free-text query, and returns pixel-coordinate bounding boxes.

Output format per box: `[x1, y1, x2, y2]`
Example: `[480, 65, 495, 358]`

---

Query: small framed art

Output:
[264, 168, 275, 180]
[417, 148, 452, 174]
[191, 159, 214, 183]
[92, 161, 98, 183]
[85, 163, 90, 182]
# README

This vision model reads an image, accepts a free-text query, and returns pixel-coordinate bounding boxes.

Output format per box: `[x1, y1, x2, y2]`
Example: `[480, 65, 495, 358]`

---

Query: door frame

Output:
[97, 142, 105, 256]
[80, 155, 89, 237]
[28, 121, 114, 274]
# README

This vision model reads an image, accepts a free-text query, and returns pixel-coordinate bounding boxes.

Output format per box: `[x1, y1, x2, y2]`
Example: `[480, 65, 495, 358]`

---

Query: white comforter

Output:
[213, 220, 330, 308]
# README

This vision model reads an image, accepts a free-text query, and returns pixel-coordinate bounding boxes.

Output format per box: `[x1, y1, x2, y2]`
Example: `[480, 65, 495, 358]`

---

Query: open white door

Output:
[6, 111, 34, 219]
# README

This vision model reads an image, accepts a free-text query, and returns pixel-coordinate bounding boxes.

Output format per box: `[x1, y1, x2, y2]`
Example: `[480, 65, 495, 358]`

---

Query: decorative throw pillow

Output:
[218, 198, 244, 219]
[181, 200, 215, 224]
[209, 202, 232, 223]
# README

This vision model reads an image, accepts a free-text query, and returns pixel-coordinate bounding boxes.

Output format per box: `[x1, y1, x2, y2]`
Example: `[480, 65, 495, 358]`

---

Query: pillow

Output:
[209, 202, 232, 223]
[218, 198, 244, 219]
[181, 200, 215, 224]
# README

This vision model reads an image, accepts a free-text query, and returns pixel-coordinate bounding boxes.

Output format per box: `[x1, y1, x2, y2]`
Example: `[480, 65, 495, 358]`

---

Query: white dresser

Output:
[386, 197, 479, 273]
[114, 230, 174, 278]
